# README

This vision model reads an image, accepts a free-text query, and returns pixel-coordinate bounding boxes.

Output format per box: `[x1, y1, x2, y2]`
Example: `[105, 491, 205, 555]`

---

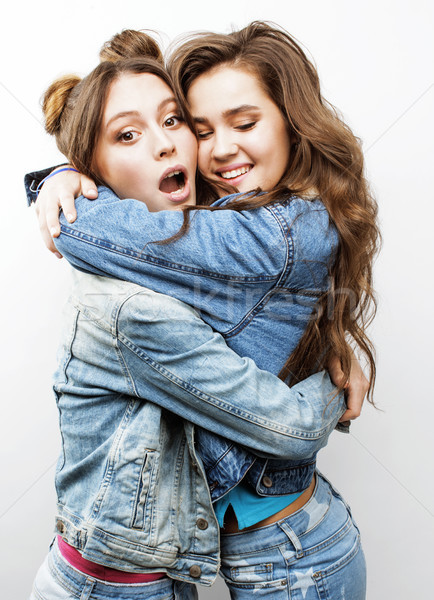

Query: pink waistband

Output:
[57, 536, 165, 583]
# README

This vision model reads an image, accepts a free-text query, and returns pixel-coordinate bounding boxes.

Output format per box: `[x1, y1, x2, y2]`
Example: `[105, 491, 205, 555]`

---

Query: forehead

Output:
[103, 73, 174, 118]
[187, 66, 270, 114]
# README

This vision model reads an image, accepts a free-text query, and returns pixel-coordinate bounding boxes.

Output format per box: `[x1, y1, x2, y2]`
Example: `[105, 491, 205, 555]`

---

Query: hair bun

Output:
[100, 29, 163, 64]
[42, 75, 81, 136]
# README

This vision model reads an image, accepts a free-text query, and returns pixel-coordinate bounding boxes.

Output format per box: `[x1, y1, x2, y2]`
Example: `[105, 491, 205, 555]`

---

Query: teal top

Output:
[214, 480, 303, 529]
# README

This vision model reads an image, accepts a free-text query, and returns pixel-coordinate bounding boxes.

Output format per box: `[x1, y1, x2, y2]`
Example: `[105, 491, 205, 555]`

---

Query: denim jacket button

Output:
[189, 565, 202, 578]
[56, 520, 65, 534]
[262, 476, 273, 488]
[196, 518, 208, 530]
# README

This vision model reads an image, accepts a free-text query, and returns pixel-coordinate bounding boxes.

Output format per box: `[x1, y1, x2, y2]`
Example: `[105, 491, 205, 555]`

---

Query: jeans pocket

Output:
[312, 533, 366, 600]
[221, 578, 288, 598]
[230, 562, 274, 583]
[220, 562, 289, 598]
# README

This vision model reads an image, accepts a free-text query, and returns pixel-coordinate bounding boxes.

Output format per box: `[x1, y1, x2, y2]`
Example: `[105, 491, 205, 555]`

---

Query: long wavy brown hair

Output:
[167, 21, 380, 399]
[43, 25, 380, 399]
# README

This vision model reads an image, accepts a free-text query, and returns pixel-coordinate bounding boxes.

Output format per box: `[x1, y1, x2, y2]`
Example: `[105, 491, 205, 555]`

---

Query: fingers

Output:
[342, 384, 364, 420]
[339, 391, 364, 421]
[328, 349, 370, 423]
[80, 174, 98, 199]
[327, 354, 346, 388]
[338, 358, 369, 422]
[58, 193, 78, 224]
[39, 224, 62, 256]
[34, 168, 83, 255]
[339, 406, 360, 423]
[35, 202, 62, 256]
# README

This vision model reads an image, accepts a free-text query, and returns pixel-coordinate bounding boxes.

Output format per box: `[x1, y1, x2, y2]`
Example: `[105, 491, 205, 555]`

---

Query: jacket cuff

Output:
[334, 420, 350, 434]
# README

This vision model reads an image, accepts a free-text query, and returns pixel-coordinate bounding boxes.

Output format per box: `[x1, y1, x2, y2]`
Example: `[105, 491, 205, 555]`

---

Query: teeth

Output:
[166, 170, 181, 178]
[220, 166, 251, 179]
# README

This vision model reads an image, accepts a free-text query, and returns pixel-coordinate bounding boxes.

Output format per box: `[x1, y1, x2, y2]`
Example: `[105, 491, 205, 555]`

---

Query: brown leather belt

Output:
[221, 473, 316, 534]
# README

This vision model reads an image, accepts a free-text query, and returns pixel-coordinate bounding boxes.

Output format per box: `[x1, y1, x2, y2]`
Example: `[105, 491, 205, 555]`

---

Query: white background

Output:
[1, 1, 433, 598]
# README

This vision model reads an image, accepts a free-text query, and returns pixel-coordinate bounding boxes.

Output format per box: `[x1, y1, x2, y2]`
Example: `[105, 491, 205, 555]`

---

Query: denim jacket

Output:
[26, 177, 346, 583]
[50, 185, 345, 491]
[54, 271, 345, 584]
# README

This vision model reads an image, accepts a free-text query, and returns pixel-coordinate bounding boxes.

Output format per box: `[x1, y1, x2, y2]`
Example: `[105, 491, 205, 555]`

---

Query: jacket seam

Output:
[200, 442, 235, 471]
[223, 205, 292, 337]
[60, 227, 279, 283]
[57, 505, 219, 565]
[224, 204, 330, 338]
[117, 331, 332, 441]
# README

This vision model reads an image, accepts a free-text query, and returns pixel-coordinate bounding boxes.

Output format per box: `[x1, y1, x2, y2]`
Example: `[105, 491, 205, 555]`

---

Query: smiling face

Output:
[93, 72, 197, 211]
[187, 66, 291, 195]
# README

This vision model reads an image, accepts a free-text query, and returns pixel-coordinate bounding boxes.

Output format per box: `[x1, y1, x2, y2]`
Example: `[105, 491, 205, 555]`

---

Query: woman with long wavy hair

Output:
[28, 22, 379, 599]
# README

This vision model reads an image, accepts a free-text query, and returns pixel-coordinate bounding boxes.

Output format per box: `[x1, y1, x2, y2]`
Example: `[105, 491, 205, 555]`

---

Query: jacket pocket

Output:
[131, 450, 158, 530]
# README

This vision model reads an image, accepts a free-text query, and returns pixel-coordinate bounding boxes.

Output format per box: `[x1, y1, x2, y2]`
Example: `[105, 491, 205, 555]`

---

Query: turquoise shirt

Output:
[214, 481, 303, 529]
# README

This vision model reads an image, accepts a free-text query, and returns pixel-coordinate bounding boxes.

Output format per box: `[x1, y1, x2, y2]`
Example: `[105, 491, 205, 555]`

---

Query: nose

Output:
[212, 129, 237, 161]
[152, 127, 176, 159]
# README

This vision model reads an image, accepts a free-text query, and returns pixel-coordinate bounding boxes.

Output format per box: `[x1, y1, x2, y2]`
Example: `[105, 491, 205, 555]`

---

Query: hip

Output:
[29, 539, 197, 600]
[219, 471, 366, 599]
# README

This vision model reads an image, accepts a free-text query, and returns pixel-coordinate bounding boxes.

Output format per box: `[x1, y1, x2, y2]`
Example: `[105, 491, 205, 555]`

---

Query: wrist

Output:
[36, 166, 79, 196]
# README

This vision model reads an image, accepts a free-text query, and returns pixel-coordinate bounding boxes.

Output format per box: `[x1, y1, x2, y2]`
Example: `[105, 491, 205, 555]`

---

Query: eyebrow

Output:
[106, 110, 141, 128]
[105, 97, 178, 128]
[193, 104, 260, 124]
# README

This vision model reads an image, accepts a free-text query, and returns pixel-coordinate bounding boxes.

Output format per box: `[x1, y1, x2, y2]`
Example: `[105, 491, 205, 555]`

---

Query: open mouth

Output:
[159, 169, 186, 196]
[158, 166, 191, 204]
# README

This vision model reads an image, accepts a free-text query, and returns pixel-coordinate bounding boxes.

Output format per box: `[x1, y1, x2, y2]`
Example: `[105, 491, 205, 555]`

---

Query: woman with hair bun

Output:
[28, 23, 377, 600]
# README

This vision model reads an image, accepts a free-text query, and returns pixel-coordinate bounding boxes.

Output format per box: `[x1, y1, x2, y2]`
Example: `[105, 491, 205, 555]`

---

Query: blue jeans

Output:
[29, 539, 197, 600]
[219, 472, 366, 599]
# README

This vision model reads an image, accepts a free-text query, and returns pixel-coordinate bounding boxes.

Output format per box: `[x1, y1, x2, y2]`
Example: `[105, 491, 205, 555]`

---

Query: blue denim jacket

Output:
[55, 271, 345, 584]
[52, 187, 344, 497]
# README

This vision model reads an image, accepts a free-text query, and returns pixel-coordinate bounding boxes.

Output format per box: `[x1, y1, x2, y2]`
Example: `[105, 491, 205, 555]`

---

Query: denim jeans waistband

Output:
[220, 471, 338, 555]
[47, 538, 173, 599]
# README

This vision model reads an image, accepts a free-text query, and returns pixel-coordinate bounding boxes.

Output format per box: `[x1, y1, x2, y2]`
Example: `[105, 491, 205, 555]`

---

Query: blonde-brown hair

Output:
[168, 21, 380, 398]
[43, 25, 379, 398]
[41, 31, 192, 183]
[99, 29, 163, 63]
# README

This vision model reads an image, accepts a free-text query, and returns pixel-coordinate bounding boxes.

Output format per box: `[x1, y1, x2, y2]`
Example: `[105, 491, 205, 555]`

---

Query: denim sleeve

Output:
[54, 188, 287, 282]
[53, 189, 289, 336]
[115, 289, 346, 460]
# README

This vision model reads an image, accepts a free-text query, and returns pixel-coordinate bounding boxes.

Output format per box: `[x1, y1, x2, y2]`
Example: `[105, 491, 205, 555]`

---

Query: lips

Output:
[218, 165, 252, 180]
[159, 166, 190, 202]
[214, 164, 253, 185]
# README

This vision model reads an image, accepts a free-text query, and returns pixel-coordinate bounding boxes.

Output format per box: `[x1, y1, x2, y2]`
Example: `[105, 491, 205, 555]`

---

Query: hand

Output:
[35, 169, 98, 256]
[328, 352, 369, 423]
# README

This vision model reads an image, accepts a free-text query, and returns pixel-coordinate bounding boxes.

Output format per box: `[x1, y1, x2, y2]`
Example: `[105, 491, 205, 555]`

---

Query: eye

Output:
[116, 130, 139, 143]
[164, 115, 183, 128]
[235, 121, 256, 131]
[197, 129, 212, 140]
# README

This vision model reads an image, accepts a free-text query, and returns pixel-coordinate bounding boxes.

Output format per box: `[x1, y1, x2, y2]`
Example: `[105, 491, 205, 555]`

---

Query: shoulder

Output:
[269, 194, 328, 218]
[59, 187, 123, 225]
[269, 195, 339, 264]
[265, 195, 332, 235]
